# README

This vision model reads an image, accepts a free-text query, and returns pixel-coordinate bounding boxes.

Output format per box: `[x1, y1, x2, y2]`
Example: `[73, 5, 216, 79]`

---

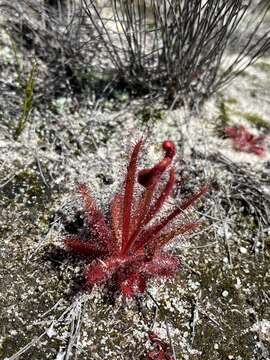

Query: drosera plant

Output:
[64, 139, 208, 297]
[224, 125, 267, 156]
[147, 332, 174, 360]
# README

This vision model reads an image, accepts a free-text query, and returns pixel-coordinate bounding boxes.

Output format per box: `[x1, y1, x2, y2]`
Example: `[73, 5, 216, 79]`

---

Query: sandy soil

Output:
[0, 2, 269, 360]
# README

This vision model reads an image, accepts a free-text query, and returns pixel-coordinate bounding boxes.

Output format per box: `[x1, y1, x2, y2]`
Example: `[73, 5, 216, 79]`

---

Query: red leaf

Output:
[153, 221, 200, 250]
[126, 183, 157, 254]
[77, 183, 113, 252]
[147, 332, 174, 360]
[85, 254, 145, 286]
[120, 273, 146, 297]
[138, 141, 176, 188]
[64, 236, 107, 257]
[111, 193, 123, 251]
[85, 256, 127, 285]
[134, 186, 208, 251]
[147, 349, 167, 360]
[143, 168, 176, 226]
[121, 140, 144, 254]
[142, 253, 179, 277]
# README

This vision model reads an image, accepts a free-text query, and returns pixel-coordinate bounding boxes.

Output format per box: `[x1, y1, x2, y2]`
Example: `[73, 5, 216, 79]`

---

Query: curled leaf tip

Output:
[138, 140, 176, 187]
[162, 140, 176, 159]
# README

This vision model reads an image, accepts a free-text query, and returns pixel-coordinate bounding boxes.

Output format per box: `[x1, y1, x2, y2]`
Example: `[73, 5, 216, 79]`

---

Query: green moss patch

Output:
[233, 110, 269, 130]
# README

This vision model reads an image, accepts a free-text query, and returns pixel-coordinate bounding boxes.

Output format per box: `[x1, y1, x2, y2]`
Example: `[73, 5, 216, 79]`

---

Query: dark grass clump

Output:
[1, 0, 97, 100]
[83, 0, 270, 107]
[2, 1, 270, 108]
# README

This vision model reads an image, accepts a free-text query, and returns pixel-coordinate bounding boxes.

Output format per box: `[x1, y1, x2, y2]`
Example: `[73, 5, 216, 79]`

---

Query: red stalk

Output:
[143, 168, 176, 227]
[111, 193, 123, 252]
[121, 139, 144, 255]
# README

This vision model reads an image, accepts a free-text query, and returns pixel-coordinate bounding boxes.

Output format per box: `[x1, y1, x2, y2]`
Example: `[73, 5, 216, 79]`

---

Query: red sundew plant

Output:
[64, 139, 208, 297]
[147, 332, 174, 360]
[224, 125, 267, 156]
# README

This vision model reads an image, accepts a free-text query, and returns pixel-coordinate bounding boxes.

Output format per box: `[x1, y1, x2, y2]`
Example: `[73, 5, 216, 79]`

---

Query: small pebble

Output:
[239, 246, 247, 254]
[235, 278, 241, 289]
[222, 290, 229, 297]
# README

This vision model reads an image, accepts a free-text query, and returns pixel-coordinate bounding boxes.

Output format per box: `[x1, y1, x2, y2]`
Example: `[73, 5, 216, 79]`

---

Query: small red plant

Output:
[64, 140, 207, 297]
[225, 125, 267, 156]
[147, 332, 174, 360]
